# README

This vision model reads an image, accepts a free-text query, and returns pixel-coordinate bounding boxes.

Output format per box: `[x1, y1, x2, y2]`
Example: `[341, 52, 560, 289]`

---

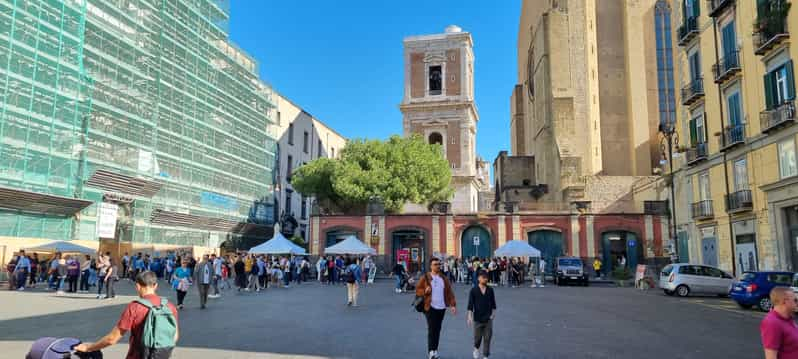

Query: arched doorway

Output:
[392, 229, 427, 274]
[325, 228, 359, 248]
[527, 230, 564, 274]
[461, 226, 492, 259]
[601, 231, 643, 274]
[428, 132, 443, 146]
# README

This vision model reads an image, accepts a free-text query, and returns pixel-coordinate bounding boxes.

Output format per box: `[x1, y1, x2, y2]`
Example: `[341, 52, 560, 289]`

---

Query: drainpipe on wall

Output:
[712, 18, 737, 276]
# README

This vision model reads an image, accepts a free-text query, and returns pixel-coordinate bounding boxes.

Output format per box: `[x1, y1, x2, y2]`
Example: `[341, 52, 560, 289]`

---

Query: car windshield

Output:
[559, 259, 581, 266]
[661, 265, 673, 276]
[739, 272, 757, 282]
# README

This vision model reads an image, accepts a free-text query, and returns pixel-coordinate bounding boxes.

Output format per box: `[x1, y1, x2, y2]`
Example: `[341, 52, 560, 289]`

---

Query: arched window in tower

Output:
[428, 132, 443, 146]
[429, 65, 442, 95]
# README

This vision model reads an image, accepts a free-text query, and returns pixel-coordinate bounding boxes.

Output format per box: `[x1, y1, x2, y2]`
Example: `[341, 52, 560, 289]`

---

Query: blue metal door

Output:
[528, 230, 563, 274]
[461, 226, 491, 259]
[702, 237, 718, 267]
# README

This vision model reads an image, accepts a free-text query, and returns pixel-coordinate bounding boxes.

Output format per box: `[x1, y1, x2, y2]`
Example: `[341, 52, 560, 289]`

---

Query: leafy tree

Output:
[292, 135, 453, 213]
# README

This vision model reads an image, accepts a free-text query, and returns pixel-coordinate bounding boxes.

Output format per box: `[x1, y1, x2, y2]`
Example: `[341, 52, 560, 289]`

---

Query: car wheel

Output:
[663, 289, 675, 296]
[737, 302, 753, 309]
[759, 297, 773, 312]
[676, 285, 690, 297]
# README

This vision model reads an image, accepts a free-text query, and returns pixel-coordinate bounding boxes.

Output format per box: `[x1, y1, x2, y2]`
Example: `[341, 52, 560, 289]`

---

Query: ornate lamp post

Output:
[659, 124, 680, 262]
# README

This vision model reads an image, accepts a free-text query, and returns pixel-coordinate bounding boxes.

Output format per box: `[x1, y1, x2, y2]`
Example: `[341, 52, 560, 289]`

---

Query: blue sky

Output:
[229, 1, 520, 162]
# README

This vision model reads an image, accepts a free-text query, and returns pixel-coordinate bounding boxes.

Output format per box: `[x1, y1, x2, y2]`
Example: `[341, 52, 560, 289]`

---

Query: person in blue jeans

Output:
[392, 261, 406, 293]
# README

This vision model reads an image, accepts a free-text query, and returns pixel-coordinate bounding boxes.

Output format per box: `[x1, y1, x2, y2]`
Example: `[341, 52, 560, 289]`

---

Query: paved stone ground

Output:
[0, 280, 763, 358]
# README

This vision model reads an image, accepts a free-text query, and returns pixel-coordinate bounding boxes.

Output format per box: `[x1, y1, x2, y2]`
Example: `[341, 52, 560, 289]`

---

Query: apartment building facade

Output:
[671, 0, 796, 273]
[273, 93, 346, 242]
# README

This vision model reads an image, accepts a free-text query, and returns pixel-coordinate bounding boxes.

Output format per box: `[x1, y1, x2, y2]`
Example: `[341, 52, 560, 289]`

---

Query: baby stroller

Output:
[400, 274, 417, 292]
[27, 337, 102, 359]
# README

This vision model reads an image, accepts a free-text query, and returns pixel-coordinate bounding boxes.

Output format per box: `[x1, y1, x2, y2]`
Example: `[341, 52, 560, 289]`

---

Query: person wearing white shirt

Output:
[210, 254, 222, 298]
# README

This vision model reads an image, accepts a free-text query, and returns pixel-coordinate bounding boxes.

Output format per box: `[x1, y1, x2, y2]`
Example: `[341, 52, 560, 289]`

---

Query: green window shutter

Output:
[689, 118, 698, 145]
[764, 72, 774, 110]
[786, 60, 795, 100]
[693, 0, 700, 17]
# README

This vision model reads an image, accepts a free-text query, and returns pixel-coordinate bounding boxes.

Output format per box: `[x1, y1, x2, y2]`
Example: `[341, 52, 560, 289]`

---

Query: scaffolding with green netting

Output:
[0, 0, 277, 248]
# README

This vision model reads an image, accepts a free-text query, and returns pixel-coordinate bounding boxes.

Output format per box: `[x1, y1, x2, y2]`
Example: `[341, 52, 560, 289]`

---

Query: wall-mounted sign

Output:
[96, 202, 119, 239]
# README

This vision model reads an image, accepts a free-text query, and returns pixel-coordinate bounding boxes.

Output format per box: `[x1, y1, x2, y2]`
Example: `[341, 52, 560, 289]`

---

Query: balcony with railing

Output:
[678, 16, 700, 47]
[726, 189, 753, 213]
[692, 200, 714, 220]
[713, 50, 741, 83]
[681, 77, 705, 105]
[708, 0, 735, 17]
[760, 101, 796, 133]
[685, 142, 709, 165]
[754, 1, 791, 55]
[719, 124, 746, 151]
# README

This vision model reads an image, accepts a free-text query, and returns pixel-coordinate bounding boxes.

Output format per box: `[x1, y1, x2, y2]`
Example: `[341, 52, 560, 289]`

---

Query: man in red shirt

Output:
[760, 287, 798, 359]
[76, 271, 179, 358]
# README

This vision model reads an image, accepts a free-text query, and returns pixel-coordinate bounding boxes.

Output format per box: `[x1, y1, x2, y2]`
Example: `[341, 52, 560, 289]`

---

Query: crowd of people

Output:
[392, 256, 542, 294]
[6, 250, 119, 299]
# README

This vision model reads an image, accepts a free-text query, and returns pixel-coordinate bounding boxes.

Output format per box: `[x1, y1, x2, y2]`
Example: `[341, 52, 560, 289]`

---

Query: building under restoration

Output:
[0, 0, 277, 259]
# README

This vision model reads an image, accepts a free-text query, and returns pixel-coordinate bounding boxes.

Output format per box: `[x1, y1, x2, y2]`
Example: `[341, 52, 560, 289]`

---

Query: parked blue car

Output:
[729, 271, 794, 312]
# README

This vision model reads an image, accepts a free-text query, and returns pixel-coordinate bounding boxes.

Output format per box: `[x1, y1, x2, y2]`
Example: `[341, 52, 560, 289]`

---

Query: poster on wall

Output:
[735, 234, 758, 272]
[397, 249, 409, 263]
[96, 202, 119, 239]
[411, 248, 419, 261]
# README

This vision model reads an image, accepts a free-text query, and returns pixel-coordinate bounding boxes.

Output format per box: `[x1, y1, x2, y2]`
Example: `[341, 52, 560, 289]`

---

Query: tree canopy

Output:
[291, 135, 453, 214]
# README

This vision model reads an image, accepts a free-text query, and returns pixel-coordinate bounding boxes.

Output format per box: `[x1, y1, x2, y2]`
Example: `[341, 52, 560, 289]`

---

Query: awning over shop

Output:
[0, 186, 93, 216]
[86, 169, 163, 198]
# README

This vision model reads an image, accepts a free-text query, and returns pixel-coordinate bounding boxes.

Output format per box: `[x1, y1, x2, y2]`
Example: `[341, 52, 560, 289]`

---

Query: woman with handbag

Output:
[172, 260, 192, 310]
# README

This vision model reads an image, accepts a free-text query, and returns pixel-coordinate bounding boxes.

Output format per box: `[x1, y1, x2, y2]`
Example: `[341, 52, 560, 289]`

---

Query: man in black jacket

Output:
[467, 271, 497, 359]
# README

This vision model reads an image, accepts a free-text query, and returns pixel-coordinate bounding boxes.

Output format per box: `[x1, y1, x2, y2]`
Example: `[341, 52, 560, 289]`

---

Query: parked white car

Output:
[659, 263, 734, 297]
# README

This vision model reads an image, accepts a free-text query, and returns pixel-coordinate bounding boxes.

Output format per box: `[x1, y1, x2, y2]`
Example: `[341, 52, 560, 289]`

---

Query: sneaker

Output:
[347, 301, 352, 306]
[178, 304, 184, 310]
[428, 351, 435, 359]
[17, 287, 24, 291]
[473, 348, 480, 359]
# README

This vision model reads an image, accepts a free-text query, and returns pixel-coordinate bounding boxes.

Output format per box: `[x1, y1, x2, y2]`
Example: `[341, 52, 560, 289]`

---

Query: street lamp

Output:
[659, 123, 680, 263]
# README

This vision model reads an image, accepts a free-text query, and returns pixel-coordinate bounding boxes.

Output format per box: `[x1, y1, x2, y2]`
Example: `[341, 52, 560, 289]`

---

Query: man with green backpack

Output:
[76, 271, 179, 359]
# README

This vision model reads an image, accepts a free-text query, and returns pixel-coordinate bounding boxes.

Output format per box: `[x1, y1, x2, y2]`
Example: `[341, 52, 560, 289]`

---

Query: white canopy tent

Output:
[249, 232, 307, 255]
[24, 240, 97, 255]
[494, 240, 541, 258]
[324, 235, 376, 255]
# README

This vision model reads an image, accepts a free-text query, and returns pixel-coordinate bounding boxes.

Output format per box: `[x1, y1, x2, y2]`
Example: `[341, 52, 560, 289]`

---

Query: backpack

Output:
[344, 266, 356, 283]
[134, 297, 177, 359]
[412, 274, 431, 313]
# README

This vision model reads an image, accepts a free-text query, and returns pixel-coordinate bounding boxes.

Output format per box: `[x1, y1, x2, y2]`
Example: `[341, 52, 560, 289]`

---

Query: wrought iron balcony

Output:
[754, 2, 791, 55]
[708, 0, 735, 17]
[719, 124, 746, 151]
[760, 101, 796, 133]
[685, 142, 708, 165]
[692, 200, 714, 220]
[678, 16, 700, 47]
[713, 50, 741, 83]
[681, 77, 705, 106]
[726, 189, 753, 213]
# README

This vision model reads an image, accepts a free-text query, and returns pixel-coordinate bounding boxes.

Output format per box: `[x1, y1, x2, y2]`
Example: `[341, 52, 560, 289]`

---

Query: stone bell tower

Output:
[400, 25, 481, 213]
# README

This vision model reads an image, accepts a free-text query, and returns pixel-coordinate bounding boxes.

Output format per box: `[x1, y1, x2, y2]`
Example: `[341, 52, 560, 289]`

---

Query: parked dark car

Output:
[729, 271, 795, 312]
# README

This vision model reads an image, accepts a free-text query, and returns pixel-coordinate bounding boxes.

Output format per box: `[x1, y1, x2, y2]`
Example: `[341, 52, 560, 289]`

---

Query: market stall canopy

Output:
[25, 241, 97, 255]
[324, 235, 377, 255]
[494, 240, 541, 257]
[249, 232, 306, 255]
